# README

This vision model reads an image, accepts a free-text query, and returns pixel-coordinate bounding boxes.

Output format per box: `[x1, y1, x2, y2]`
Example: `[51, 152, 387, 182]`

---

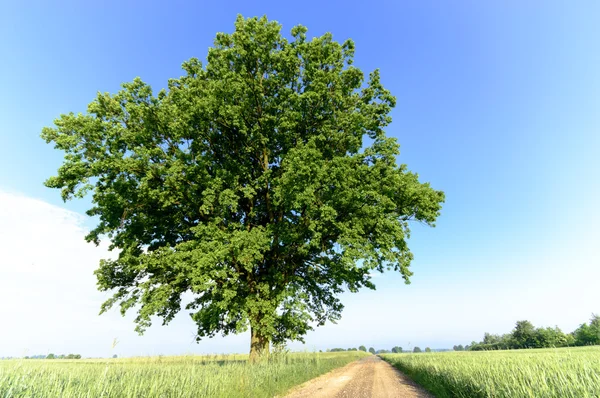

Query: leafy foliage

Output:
[42, 15, 444, 356]
[512, 320, 537, 349]
[574, 314, 600, 346]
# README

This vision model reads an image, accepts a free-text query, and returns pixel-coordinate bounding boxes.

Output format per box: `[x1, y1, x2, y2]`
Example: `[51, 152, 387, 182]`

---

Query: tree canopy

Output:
[42, 15, 444, 360]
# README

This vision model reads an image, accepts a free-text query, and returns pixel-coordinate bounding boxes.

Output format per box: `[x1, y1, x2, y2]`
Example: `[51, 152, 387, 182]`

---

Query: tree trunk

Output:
[249, 325, 270, 363]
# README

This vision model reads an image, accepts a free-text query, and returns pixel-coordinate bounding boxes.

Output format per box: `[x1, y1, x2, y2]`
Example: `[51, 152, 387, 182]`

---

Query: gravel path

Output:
[282, 355, 434, 398]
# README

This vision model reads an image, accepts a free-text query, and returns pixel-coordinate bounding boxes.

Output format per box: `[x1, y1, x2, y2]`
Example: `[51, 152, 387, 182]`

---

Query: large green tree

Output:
[512, 320, 537, 349]
[574, 314, 600, 346]
[42, 15, 444, 361]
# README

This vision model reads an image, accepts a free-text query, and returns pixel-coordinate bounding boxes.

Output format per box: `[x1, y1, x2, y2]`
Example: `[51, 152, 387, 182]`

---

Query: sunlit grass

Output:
[381, 346, 600, 398]
[0, 351, 369, 397]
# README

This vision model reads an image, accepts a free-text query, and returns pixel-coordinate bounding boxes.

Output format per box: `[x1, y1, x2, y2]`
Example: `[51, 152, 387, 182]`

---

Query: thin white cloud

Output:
[0, 190, 246, 358]
[0, 190, 120, 356]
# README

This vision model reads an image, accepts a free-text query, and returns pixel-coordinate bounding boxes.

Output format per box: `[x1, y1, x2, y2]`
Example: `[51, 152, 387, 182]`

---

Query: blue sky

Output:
[1, 1, 599, 357]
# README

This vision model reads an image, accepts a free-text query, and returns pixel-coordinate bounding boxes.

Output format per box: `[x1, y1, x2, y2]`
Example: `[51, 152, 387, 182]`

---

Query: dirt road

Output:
[283, 355, 434, 398]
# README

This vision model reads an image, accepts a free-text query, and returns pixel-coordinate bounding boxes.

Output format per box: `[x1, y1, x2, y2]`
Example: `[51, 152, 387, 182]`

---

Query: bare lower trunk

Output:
[249, 325, 270, 363]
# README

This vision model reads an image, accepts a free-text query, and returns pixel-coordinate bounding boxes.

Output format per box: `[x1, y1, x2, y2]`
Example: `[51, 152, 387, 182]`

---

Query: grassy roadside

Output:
[381, 346, 600, 398]
[0, 351, 368, 398]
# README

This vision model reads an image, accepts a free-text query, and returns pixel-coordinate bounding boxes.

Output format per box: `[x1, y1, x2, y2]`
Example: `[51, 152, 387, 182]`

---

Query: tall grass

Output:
[0, 351, 368, 397]
[381, 346, 600, 398]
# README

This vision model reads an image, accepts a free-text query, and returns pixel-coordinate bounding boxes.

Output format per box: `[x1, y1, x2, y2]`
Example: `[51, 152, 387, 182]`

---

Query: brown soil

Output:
[281, 355, 434, 398]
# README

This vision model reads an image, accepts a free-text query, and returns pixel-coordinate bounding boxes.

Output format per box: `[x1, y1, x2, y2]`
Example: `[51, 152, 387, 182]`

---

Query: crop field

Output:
[381, 346, 600, 398]
[0, 351, 368, 398]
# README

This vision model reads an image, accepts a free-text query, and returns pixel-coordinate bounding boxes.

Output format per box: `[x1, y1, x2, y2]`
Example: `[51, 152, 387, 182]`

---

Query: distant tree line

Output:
[23, 353, 82, 359]
[328, 347, 359, 352]
[412, 347, 431, 353]
[327, 345, 432, 354]
[455, 315, 600, 351]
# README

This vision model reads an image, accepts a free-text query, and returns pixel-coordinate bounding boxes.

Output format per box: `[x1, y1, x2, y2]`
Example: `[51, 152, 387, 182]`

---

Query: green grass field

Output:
[381, 346, 600, 398]
[0, 351, 369, 398]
